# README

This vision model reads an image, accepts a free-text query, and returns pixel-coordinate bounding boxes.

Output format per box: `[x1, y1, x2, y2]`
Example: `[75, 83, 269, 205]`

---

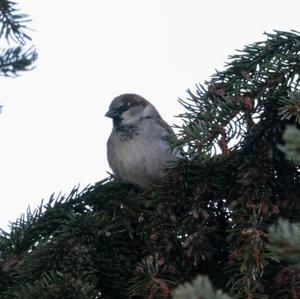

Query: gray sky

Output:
[0, 0, 299, 229]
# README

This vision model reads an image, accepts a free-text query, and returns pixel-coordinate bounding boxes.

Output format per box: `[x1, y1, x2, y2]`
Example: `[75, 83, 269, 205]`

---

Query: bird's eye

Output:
[116, 105, 129, 114]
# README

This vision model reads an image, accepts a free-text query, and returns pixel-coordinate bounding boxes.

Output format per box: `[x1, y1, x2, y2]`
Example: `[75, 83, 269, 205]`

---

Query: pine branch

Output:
[278, 90, 300, 123]
[0, 46, 37, 76]
[3, 271, 101, 299]
[178, 31, 300, 157]
[0, 0, 32, 44]
[129, 254, 177, 298]
[0, 1, 37, 78]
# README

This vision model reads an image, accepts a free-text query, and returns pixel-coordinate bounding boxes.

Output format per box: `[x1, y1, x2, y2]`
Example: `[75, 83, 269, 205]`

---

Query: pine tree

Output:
[0, 31, 300, 299]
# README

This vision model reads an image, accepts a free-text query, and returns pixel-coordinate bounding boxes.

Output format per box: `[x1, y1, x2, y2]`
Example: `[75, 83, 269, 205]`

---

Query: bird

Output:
[105, 93, 178, 189]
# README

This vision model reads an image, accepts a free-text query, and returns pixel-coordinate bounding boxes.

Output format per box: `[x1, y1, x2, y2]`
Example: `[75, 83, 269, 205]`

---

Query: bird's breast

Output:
[107, 129, 173, 187]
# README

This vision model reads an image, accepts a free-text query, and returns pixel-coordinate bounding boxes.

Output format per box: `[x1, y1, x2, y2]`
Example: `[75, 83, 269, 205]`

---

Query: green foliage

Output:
[178, 30, 300, 157]
[0, 0, 37, 77]
[1, 31, 300, 298]
[3, 271, 101, 299]
[129, 254, 177, 298]
[173, 275, 232, 299]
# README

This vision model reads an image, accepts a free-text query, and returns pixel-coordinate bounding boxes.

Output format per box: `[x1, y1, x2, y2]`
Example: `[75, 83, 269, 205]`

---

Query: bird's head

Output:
[105, 93, 157, 127]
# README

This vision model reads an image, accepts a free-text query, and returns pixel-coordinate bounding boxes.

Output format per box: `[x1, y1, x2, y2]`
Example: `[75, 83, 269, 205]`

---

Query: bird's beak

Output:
[105, 109, 119, 119]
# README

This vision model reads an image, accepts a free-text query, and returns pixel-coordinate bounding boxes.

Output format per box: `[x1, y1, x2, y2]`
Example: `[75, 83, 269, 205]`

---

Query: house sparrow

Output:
[105, 93, 177, 188]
